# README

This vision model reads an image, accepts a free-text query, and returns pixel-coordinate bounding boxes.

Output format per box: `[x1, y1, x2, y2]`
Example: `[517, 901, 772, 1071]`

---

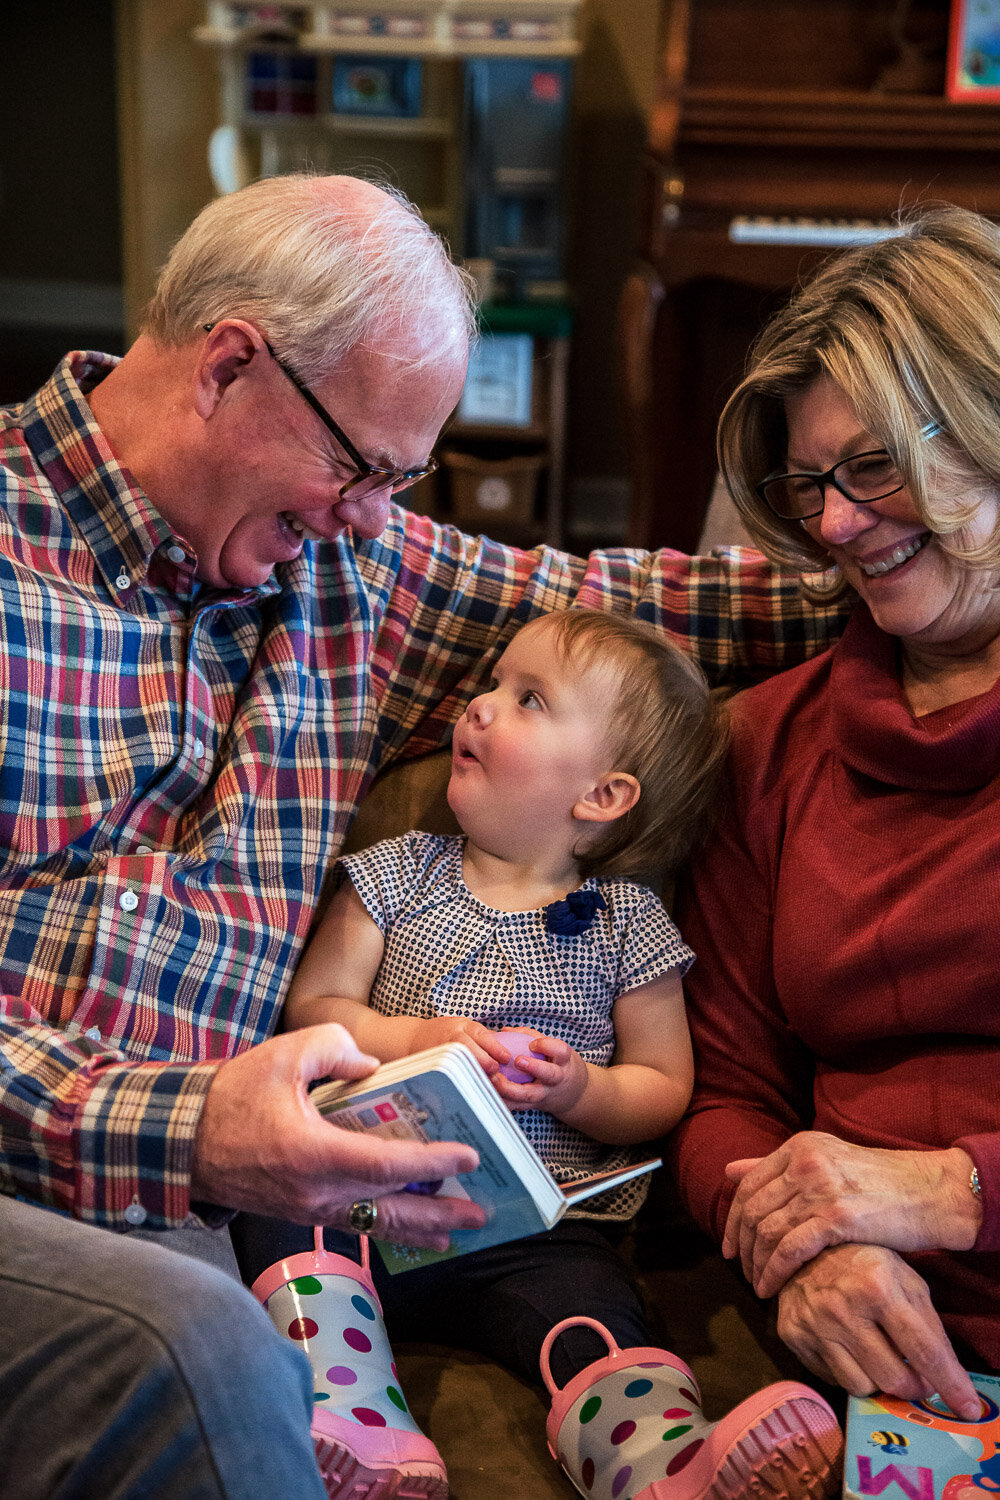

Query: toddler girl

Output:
[232, 609, 841, 1500]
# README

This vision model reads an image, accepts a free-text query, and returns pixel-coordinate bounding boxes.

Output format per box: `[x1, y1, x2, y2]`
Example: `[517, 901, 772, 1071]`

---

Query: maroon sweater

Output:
[671, 606, 1000, 1369]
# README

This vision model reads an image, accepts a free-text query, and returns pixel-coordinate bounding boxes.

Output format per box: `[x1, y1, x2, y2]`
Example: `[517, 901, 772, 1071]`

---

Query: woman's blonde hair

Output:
[718, 204, 1000, 588]
[528, 609, 729, 882]
[143, 172, 477, 382]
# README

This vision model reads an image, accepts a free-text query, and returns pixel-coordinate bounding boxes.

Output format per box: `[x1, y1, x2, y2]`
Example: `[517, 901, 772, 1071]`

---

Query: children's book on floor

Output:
[311, 1040, 661, 1273]
[843, 1372, 1000, 1500]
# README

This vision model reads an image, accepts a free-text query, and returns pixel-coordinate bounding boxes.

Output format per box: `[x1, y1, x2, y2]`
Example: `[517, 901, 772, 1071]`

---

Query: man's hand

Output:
[723, 1132, 981, 1298]
[776, 1243, 981, 1420]
[191, 1024, 486, 1249]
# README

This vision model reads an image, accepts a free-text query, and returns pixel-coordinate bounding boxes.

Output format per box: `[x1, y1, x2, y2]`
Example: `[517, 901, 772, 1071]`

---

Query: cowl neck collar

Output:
[830, 607, 1000, 791]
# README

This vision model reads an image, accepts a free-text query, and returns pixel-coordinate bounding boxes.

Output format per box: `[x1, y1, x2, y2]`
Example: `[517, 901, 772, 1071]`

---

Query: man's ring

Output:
[348, 1199, 378, 1233]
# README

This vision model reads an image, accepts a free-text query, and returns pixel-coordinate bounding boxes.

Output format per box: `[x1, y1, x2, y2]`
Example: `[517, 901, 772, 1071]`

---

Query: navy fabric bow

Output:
[544, 887, 607, 936]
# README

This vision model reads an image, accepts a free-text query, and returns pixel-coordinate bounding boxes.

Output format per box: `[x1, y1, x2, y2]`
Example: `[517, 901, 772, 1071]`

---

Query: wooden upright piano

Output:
[622, 0, 1000, 551]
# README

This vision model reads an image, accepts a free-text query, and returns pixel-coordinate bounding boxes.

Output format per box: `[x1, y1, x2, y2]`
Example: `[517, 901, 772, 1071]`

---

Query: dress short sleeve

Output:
[609, 885, 695, 998]
[338, 831, 452, 935]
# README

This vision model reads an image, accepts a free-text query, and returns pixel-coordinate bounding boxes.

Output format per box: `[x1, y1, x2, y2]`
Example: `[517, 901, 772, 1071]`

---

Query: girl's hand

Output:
[490, 1030, 589, 1117]
[409, 1015, 508, 1076]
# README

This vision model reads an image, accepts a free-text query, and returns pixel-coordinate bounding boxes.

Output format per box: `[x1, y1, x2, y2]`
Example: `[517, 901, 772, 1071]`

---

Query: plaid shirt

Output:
[0, 353, 848, 1230]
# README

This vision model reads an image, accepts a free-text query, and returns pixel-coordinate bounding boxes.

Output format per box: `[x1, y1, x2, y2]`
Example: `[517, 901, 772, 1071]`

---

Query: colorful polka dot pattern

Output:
[288, 1317, 319, 1341]
[556, 1360, 714, 1500]
[666, 1438, 704, 1476]
[261, 1268, 423, 1436]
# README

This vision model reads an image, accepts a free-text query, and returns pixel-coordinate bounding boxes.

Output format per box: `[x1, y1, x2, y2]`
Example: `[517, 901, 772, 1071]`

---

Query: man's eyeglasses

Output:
[203, 324, 438, 500]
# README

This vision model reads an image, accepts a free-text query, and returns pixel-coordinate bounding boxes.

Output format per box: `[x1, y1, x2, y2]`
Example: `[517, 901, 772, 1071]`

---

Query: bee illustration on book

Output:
[875, 1388, 1000, 1468]
[870, 1430, 910, 1455]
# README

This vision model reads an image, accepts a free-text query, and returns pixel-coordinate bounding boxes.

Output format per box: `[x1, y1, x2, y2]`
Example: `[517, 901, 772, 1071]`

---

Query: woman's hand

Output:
[723, 1131, 982, 1298]
[490, 1031, 589, 1117]
[777, 1243, 981, 1420]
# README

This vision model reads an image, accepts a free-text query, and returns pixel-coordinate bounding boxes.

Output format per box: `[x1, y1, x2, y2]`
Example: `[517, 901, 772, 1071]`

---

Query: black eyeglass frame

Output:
[756, 449, 907, 522]
[202, 323, 438, 499]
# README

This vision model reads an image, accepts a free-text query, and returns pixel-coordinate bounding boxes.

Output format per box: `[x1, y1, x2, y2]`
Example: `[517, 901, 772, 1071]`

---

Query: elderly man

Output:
[0, 172, 845, 1498]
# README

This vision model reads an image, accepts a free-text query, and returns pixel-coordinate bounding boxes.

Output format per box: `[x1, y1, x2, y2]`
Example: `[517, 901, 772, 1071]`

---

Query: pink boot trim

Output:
[542, 1317, 842, 1500]
[251, 1245, 379, 1308]
[252, 1231, 448, 1500]
[310, 1407, 448, 1500]
[640, 1382, 843, 1500]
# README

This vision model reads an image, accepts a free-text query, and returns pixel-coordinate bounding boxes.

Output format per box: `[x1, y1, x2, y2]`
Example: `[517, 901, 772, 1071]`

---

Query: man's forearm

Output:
[2, 1005, 219, 1228]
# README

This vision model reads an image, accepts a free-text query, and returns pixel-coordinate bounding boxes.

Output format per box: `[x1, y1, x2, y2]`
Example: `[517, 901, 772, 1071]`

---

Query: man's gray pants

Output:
[0, 1195, 327, 1498]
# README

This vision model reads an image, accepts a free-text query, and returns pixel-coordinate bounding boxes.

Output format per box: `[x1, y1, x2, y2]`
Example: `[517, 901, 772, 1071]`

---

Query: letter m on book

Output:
[855, 1459, 935, 1500]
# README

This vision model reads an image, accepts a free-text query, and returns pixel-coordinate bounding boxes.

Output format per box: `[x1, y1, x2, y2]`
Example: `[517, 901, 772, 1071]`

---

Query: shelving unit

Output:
[194, 0, 580, 545]
[195, 2, 580, 245]
[440, 300, 571, 545]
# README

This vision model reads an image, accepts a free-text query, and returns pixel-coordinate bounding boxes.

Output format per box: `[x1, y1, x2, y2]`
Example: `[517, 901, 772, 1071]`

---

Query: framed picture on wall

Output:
[947, 0, 1000, 99]
[457, 333, 534, 427]
[331, 56, 422, 117]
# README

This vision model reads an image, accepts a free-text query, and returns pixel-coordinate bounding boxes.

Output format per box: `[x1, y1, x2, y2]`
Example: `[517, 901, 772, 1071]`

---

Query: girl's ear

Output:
[573, 772, 641, 825]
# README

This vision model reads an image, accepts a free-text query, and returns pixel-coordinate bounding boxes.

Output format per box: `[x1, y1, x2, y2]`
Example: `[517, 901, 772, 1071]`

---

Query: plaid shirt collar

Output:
[15, 352, 279, 607]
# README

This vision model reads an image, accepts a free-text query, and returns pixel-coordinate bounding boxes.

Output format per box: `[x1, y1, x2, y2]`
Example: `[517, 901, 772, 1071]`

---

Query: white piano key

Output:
[728, 216, 904, 246]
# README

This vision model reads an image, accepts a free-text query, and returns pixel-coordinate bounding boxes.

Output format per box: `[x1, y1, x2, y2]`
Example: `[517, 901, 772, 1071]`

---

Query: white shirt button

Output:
[115, 573, 130, 591]
[193, 739, 206, 760]
[84, 1026, 101, 1041]
[124, 1200, 148, 1226]
[119, 889, 139, 912]
[166, 545, 187, 565]
[135, 844, 153, 856]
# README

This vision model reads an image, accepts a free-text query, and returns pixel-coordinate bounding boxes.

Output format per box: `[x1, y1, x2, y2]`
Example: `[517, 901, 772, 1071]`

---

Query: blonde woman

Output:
[672, 204, 1000, 1423]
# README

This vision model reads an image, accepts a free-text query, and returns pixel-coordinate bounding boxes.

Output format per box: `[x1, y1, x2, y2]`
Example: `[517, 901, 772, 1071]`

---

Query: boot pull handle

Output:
[311, 1225, 372, 1274]
[540, 1316, 621, 1398]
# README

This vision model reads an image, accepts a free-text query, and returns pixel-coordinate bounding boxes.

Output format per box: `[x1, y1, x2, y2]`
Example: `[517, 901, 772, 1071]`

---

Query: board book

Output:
[844, 1372, 1000, 1499]
[311, 1041, 660, 1273]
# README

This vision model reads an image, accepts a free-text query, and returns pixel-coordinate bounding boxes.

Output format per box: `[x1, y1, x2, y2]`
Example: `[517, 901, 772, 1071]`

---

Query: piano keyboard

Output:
[729, 216, 904, 246]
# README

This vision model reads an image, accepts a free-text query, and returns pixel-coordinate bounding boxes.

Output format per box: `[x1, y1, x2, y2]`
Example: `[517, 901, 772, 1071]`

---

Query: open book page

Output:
[561, 1158, 662, 1206]
[312, 1042, 660, 1273]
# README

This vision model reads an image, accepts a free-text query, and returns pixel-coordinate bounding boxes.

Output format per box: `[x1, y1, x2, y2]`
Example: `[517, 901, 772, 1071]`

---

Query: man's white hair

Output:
[143, 173, 477, 381]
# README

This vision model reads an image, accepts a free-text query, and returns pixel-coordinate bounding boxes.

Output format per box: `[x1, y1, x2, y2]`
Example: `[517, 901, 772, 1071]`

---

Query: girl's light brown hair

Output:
[530, 609, 729, 882]
[718, 203, 1000, 591]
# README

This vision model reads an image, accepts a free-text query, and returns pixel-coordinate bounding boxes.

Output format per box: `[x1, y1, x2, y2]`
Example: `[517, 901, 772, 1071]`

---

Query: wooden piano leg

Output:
[618, 262, 665, 551]
[621, 266, 766, 554]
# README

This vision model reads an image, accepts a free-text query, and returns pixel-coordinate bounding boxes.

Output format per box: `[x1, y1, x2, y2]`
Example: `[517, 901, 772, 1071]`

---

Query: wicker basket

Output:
[442, 448, 544, 527]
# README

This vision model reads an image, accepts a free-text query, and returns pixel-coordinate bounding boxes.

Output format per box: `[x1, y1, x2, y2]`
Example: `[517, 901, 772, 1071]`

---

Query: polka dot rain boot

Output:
[540, 1315, 843, 1500]
[251, 1228, 447, 1500]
